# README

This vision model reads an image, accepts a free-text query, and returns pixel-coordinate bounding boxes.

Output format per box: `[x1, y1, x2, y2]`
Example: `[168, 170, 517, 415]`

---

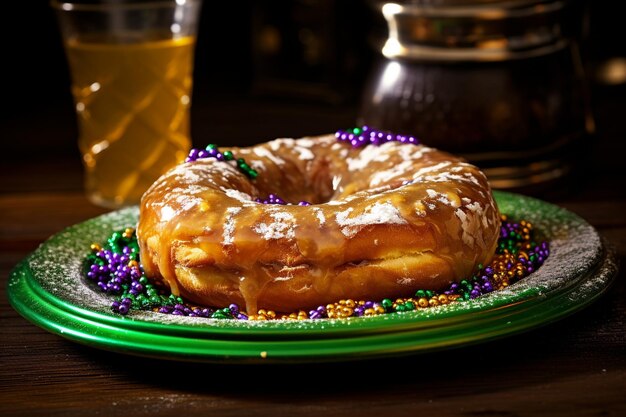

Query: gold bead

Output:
[345, 299, 356, 308]
[428, 298, 439, 307]
[364, 308, 375, 316]
[374, 306, 385, 314]
[90, 243, 102, 252]
[418, 298, 429, 308]
[438, 294, 449, 304]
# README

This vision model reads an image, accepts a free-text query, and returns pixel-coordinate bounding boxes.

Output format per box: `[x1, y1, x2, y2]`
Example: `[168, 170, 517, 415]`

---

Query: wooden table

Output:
[1, 90, 625, 416]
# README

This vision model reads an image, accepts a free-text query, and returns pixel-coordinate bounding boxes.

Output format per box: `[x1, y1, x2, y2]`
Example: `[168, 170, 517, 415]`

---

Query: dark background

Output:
[2, 0, 626, 199]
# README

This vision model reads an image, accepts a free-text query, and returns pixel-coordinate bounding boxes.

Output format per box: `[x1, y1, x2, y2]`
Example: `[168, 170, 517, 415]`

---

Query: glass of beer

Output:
[52, 0, 203, 208]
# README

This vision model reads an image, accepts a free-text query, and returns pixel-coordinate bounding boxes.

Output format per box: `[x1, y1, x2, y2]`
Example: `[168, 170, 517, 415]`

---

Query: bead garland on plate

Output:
[185, 144, 258, 179]
[335, 125, 419, 148]
[84, 215, 549, 320]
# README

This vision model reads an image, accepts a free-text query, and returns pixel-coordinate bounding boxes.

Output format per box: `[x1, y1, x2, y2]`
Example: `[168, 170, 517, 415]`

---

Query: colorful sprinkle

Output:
[85, 215, 548, 319]
[335, 125, 419, 148]
[255, 193, 311, 206]
[186, 144, 258, 179]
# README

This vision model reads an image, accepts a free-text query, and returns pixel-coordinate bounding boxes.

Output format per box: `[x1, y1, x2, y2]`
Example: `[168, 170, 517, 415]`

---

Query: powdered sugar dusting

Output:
[254, 211, 297, 240]
[336, 202, 407, 237]
[314, 208, 326, 225]
[224, 189, 253, 203]
[347, 142, 393, 171]
[222, 207, 242, 245]
[269, 138, 315, 161]
[254, 147, 286, 166]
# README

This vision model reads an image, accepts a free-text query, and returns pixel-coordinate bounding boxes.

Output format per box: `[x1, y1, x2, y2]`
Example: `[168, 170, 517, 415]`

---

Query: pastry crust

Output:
[137, 134, 501, 313]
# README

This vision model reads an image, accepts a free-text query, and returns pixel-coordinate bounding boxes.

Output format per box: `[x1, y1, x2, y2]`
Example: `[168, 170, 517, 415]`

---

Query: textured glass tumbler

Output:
[53, 0, 202, 208]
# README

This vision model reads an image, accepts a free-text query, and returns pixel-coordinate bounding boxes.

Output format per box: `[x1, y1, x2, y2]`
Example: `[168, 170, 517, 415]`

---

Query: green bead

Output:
[381, 298, 393, 309]
[425, 290, 434, 298]
[247, 169, 258, 179]
[139, 277, 148, 285]
[206, 144, 217, 150]
[223, 150, 234, 161]
[352, 127, 362, 135]
[405, 301, 415, 310]
[415, 290, 426, 298]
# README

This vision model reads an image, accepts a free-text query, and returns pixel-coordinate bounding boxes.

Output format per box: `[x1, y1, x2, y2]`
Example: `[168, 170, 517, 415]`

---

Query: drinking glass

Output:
[52, 0, 203, 208]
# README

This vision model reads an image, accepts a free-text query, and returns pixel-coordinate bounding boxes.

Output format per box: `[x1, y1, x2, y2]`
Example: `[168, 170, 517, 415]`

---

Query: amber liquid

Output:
[65, 36, 195, 208]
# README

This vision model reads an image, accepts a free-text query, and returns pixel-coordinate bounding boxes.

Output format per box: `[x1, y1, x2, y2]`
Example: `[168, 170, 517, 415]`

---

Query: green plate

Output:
[6, 191, 618, 363]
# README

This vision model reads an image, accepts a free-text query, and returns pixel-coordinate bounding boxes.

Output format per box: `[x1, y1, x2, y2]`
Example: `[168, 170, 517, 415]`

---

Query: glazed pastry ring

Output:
[137, 134, 501, 313]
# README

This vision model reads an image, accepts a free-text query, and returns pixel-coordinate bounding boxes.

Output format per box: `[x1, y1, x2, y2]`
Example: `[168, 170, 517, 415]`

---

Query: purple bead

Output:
[197, 149, 209, 158]
[236, 313, 248, 320]
[118, 304, 129, 314]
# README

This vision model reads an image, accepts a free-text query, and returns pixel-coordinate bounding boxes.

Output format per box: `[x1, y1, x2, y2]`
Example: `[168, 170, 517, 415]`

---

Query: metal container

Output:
[359, 0, 593, 189]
